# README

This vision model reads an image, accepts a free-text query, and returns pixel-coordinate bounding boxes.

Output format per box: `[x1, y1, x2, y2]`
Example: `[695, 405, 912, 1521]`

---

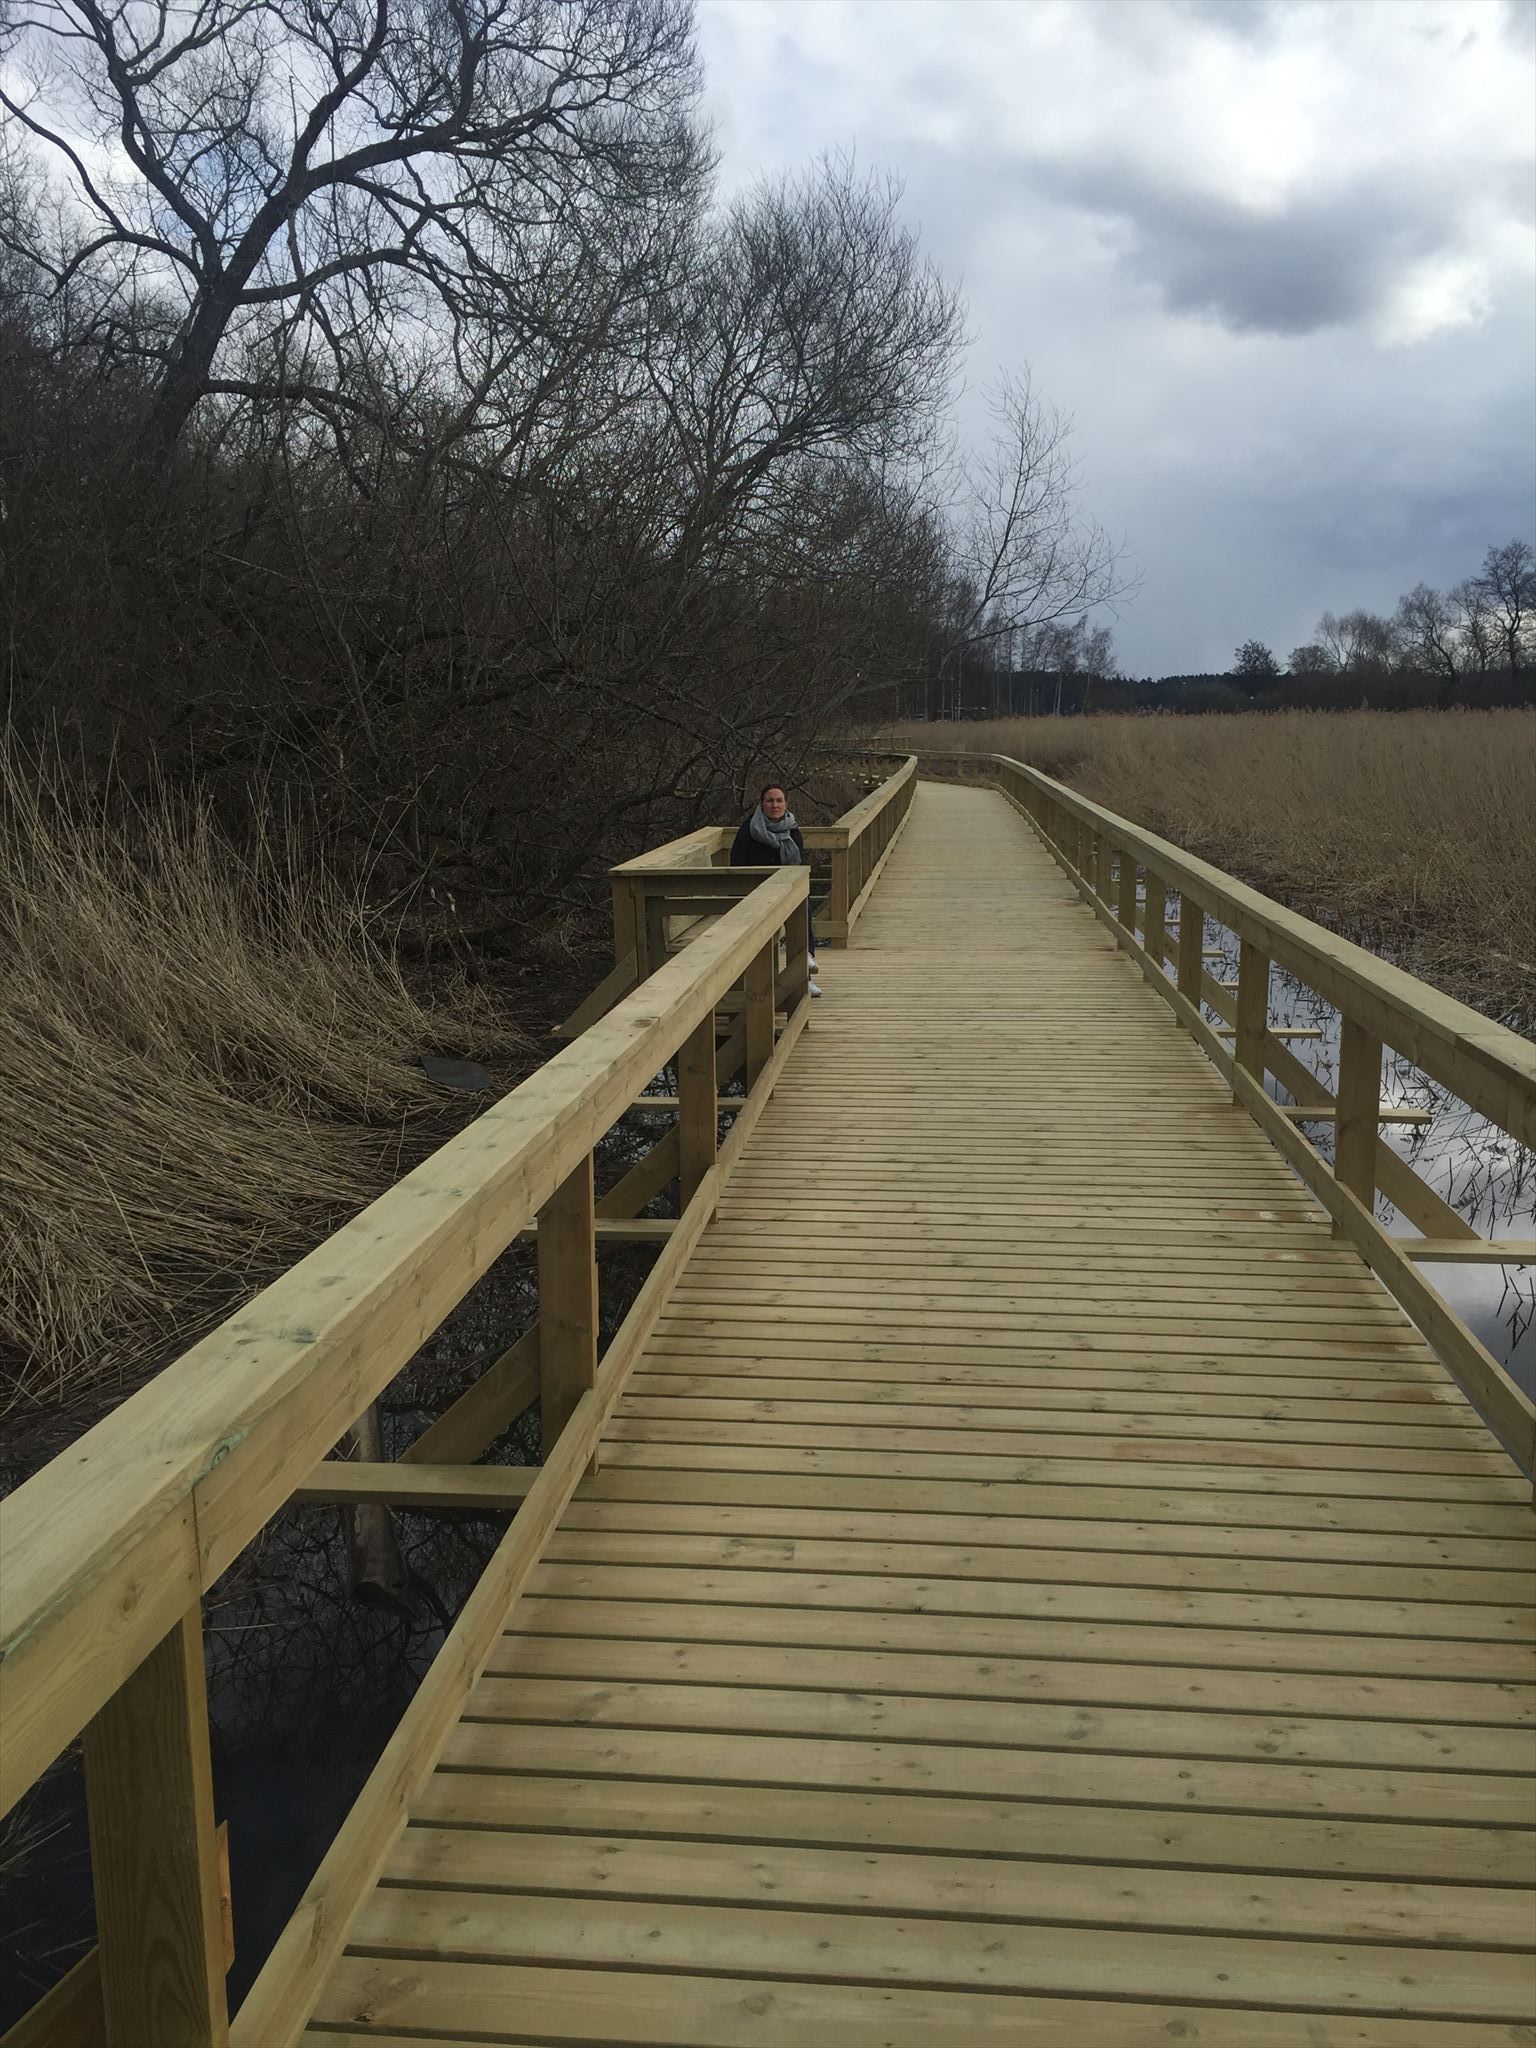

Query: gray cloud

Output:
[1173, 0, 1286, 44]
[1031, 163, 1453, 337]
[697, 0, 1534, 674]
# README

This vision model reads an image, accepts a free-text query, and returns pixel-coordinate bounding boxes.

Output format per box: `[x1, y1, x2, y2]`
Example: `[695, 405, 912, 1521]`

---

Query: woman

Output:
[730, 783, 821, 996]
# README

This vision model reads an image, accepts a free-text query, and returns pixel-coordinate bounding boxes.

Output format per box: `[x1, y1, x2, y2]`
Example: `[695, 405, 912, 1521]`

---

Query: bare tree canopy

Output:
[943, 370, 1131, 662]
[0, 4, 1139, 919]
[1, 0, 705, 447]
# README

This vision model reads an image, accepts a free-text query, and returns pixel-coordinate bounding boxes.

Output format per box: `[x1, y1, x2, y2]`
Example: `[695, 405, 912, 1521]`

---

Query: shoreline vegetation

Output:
[880, 709, 1536, 1031]
[0, 741, 868, 1466]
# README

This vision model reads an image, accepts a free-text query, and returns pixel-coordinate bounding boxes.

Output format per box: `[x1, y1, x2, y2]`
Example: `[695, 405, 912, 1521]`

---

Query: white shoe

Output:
[807, 953, 819, 970]
[809, 979, 823, 997]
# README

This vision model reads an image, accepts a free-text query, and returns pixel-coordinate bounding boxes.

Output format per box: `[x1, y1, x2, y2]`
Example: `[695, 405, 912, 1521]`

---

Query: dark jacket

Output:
[730, 816, 806, 866]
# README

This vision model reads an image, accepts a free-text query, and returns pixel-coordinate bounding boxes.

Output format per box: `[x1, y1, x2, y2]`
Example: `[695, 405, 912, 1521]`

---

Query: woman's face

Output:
[761, 787, 788, 820]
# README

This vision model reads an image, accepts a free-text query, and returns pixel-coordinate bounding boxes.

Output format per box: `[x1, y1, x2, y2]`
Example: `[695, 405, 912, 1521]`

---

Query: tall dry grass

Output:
[883, 710, 1536, 1024]
[0, 741, 524, 1437]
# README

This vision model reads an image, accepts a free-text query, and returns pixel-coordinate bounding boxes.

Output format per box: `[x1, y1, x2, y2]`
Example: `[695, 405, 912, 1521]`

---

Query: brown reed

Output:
[880, 709, 1536, 1026]
[0, 739, 524, 1434]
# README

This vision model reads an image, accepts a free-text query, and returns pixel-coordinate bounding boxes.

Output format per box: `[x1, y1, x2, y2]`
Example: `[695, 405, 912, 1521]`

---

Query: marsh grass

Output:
[0, 740, 526, 1436]
[885, 710, 1536, 1024]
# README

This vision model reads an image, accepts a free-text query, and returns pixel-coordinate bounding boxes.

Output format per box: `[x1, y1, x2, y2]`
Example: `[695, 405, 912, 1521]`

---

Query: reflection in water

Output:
[1189, 923, 1536, 1400]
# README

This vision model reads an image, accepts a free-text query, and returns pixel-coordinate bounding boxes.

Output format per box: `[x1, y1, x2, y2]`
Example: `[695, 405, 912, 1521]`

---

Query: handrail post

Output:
[1234, 939, 1271, 1091]
[744, 939, 776, 1089]
[828, 829, 850, 943]
[1095, 831, 1112, 906]
[1177, 895, 1206, 1005]
[1115, 848, 1137, 932]
[83, 1607, 230, 2048]
[1336, 1016, 1384, 1221]
[1144, 870, 1166, 972]
[782, 886, 810, 1014]
[677, 1012, 719, 1208]
[537, 1151, 598, 1455]
[613, 875, 644, 977]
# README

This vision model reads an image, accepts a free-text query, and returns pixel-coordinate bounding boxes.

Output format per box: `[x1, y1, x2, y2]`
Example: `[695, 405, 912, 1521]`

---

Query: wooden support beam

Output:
[714, 1014, 748, 1090]
[1214, 1024, 1324, 1042]
[1335, 1015, 1384, 1218]
[625, 1095, 745, 1114]
[536, 1154, 597, 1457]
[292, 1463, 540, 1510]
[555, 951, 637, 1039]
[1279, 1103, 1433, 1128]
[594, 1128, 679, 1219]
[82, 1610, 228, 2048]
[1094, 831, 1113, 904]
[401, 1327, 539, 1466]
[1406, 1239, 1536, 1264]
[677, 1012, 718, 1209]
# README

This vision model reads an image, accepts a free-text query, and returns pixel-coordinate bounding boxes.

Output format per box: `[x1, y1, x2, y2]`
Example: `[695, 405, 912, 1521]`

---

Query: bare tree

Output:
[942, 371, 1131, 676]
[0, 0, 705, 450]
[648, 157, 961, 579]
[1316, 607, 1400, 677]
[1448, 576, 1497, 673]
[1479, 539, 1535, 677]
[1394, 582, 1459, 680]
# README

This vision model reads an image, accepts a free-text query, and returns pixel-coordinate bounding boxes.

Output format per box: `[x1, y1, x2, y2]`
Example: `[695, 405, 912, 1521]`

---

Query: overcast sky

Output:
[697, 0, 1536, 676]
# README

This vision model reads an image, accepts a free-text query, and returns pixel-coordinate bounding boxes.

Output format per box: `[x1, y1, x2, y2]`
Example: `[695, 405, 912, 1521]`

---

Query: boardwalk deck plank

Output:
[300, 782, 1536, 2045]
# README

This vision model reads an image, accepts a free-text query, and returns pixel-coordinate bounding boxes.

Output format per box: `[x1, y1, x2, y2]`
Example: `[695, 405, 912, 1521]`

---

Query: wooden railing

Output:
[802, 753, 916, 944]
[560, 756, 917, 1037]
[0, 865, 812, 2048]
[955, 750, 1536, 1473]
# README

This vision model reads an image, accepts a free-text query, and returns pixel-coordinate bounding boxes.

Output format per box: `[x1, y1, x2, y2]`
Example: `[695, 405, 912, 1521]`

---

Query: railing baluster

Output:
[83, 1609, 230, 2048]
[537, 1152, 598, 1455]
[1115, 849, 1137, 932]
[1144, 870, 1166, 972]
[1177, 895, 1206, 1006]
[782, 888, 810, 1013]
[1234, 939, 1271, 1088]
[744, 939, 776, 1089]
[828, 829, 851, 941]
[677, 1012, 719, 1208]
[1095, 831, 1113, 905]
[1336, 1015, 1384, 1217]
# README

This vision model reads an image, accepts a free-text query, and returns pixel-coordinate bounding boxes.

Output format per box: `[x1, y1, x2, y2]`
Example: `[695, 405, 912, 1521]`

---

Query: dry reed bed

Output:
[884, 710, 1536, 1026]
[0, 744, 523, 1440]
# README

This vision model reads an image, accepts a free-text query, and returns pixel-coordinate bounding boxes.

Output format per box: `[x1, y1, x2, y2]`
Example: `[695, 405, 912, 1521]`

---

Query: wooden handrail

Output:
[933, 749, 1534, 1472]
[0, 867, 808, 1825]
[989, 754, 1535, 1145]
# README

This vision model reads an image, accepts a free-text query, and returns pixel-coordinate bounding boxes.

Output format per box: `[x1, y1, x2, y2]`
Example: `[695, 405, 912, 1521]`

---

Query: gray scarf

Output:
[748, 805, 801, 862]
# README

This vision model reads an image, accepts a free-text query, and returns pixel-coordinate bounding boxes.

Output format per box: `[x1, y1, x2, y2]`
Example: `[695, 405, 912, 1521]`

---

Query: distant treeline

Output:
[918, 664, 1536, 721]
[904, 538, 1535, 720]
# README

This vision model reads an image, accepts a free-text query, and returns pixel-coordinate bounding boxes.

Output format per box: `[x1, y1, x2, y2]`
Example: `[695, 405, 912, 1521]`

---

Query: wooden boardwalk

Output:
[309, 784, 1536, 2046]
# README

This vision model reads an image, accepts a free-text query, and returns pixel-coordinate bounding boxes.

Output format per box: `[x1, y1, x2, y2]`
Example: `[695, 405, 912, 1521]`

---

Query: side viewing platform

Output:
[2, 759, 1532, 2047]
